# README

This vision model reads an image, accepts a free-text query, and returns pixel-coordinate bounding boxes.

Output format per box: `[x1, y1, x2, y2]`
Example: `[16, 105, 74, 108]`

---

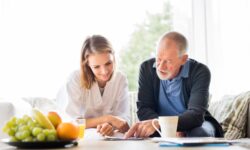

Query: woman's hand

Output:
[97, 122, 114, 136]
[107, 115, 129, 133]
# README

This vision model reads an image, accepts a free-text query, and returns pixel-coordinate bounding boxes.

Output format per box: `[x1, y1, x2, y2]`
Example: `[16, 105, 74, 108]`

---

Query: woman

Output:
[65, 35, 130, 136]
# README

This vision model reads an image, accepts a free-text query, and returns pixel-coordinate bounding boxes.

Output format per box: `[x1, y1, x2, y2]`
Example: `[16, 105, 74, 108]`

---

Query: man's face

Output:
[156, 38, 187, 80]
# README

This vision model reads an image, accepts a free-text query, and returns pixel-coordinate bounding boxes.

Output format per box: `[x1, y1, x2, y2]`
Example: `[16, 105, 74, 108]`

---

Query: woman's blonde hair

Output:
[80, 35, 115, 89]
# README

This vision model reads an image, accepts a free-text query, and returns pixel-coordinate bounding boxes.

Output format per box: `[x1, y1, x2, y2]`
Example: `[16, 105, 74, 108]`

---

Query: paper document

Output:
[152, 137, 233, 145]
[104, 136, 144, 141]
[104, 132, 143, 141]
[159, 142, 230, 147]
[104, 130, 143, 141]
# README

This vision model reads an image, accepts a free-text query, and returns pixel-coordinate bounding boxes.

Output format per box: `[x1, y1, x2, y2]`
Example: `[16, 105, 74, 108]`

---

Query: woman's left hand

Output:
[97, 122, 114, 136]
[108, 115, 129, 133]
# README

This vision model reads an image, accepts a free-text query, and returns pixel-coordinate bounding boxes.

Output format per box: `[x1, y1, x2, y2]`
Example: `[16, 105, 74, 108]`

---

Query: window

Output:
[0, 0, 194, 98]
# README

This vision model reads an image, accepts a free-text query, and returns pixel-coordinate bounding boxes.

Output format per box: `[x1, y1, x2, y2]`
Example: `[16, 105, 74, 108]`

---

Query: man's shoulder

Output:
[140, 57, 155, 68]
[189, 59, 210, 72]
[188, 59, 211, 80]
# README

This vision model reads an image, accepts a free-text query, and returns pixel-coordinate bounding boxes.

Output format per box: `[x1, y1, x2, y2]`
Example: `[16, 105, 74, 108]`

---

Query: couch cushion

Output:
[209, 91, 250, 139]
[128, 91, 139, 125]
[0, 98, 32, 139]
[0, 102, 15, 138]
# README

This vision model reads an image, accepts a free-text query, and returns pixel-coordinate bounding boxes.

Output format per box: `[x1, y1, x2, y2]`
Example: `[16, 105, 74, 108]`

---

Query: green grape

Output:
[16, 118, 25, 126]
[10, 136, 19, 142]
[34, 122, 42, 128]
[23, 115, 32, 123]
[47, 134, 57, 141]
[7, 128, 15, 136]
[37, 133, 45, 141]
[27, 120, 35, 128]
[6, 120, 14, 128]
[22, 130, 31, 138]
[10, 116, 17, 123]
[11, 126, 18, 132]
[15, 131, 25, 140]
[32, 127, 42, 136]
[18, 125, 29, 131]
[43, 129, 50, 136]
[2, 124, 9, 133]
[2, 115, 48, 141]
[48, 129, 57, 136]
[23, 136, 33, 142]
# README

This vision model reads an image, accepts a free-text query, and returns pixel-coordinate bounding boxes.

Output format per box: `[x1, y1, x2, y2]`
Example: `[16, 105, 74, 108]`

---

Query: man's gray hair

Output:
[158, 31, 188, 56]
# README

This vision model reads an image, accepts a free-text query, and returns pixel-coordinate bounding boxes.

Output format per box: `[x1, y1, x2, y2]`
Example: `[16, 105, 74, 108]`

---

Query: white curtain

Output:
[206, 0, 250, 100]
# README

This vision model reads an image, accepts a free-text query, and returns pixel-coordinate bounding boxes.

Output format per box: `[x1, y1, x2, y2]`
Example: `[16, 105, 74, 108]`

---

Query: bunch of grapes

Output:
[2, 115, 58, 142]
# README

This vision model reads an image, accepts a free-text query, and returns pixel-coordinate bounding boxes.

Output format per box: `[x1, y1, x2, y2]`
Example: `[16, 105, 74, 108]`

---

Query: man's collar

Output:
[153, 62, 156, 68]
[179, 59, 190, 78]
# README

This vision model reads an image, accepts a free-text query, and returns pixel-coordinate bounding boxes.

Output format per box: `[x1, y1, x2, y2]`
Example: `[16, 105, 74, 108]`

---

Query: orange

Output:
[47, 111, 62, 129]
[57, 122, 79, 140]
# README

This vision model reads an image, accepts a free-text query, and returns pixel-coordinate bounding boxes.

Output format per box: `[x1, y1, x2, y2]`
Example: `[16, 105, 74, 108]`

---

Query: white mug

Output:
[152, 116, 178, 138]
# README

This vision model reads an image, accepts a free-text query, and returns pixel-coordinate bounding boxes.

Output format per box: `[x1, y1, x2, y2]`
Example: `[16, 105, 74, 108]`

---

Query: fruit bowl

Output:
[1, 138, 78, 149]
[1, 109, 80, 148]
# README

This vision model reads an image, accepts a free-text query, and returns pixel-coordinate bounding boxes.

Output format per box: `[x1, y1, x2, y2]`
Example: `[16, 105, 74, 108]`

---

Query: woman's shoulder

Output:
[112, 71, 127, 81]
[67, 70, 81, 83]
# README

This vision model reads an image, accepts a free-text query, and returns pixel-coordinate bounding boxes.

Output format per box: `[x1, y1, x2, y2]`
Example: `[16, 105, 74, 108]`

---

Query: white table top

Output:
[0, 129, 248, 150]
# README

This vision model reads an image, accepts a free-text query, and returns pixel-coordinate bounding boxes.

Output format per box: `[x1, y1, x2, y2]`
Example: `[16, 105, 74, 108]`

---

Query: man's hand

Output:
[124, 119, 159, 138]
[97, 122, 114, 136]
[108, 115, 129, 133]
[176, 132, 186, 137]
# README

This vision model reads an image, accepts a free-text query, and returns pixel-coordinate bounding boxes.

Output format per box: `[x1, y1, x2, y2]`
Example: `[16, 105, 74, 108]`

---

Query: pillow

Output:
[22, 97, 58, 114]
[0, 98, 32, 138]
[22, 97, 71, 122]
[209, 91, 250, 139]
[129, 91, 139, 126]
[0, 102, 15, 138]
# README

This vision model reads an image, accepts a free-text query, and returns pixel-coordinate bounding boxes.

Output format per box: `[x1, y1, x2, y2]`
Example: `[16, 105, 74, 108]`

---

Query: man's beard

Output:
[156, 69, 172, 80]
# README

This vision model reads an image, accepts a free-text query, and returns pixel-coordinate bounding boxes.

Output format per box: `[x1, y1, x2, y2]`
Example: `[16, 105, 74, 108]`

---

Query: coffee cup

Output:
[152, 116, 178, 138]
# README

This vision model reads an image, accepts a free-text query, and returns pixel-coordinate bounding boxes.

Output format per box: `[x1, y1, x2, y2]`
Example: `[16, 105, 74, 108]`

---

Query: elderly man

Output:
[125, 31, 223, 138]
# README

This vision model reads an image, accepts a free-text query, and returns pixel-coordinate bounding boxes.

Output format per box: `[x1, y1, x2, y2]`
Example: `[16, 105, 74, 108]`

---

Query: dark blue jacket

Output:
[137, 58, 223, 137]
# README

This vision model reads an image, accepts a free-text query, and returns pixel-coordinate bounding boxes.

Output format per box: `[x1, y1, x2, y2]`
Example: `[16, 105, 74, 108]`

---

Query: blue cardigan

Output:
[137, 58, 223, 137]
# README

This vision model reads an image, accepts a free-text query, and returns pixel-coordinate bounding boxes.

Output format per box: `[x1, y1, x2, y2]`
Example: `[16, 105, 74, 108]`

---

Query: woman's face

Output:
[88, 52, 114, 84]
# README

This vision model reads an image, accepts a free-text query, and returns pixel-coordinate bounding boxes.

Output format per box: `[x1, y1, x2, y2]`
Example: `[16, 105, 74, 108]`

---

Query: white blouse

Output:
[63, 70, 130, 123]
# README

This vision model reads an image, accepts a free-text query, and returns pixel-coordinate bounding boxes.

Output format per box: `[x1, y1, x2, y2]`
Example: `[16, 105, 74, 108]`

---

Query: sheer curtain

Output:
[206, 0, 250, 101]
[169, 0, 250, 101]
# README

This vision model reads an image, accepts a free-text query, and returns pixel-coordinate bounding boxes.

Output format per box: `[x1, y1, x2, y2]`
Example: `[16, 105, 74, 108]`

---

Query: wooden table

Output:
[0, 129, 248, 150]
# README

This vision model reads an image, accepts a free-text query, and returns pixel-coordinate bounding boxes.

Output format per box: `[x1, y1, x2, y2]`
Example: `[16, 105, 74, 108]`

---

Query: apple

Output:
[47, 111, 62, 129]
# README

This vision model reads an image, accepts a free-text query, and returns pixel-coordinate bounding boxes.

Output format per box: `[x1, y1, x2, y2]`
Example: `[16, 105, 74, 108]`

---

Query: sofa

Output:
[1, 91, 250, 139]
[208, 91, 250, 139]
[127, 91, 250, 139]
